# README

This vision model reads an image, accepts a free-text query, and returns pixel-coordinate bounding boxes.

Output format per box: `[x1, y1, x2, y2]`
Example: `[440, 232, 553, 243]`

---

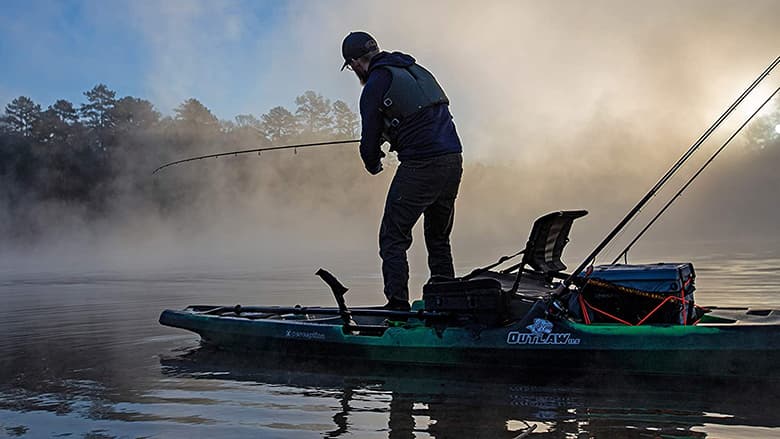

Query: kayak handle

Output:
[315, 268, 348, 297]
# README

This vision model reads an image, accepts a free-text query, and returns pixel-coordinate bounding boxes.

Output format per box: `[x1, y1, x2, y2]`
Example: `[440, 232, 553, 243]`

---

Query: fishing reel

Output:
[545, 283, 571, 319]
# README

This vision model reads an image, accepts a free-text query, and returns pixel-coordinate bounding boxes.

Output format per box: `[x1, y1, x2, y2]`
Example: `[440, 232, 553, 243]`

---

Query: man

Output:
[341, 31, 464, 311]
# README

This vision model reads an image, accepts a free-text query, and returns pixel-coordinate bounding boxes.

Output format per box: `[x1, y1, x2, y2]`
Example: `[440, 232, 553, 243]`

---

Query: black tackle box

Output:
[423, 278, 506, 326]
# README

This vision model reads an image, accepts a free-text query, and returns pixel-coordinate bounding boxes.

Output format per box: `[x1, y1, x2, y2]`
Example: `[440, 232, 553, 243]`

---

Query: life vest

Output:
[378, 64, 450, 143]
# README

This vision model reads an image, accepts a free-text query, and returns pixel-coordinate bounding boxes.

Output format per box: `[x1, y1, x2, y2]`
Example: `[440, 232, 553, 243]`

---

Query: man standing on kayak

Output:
[341, 31, 464, 311]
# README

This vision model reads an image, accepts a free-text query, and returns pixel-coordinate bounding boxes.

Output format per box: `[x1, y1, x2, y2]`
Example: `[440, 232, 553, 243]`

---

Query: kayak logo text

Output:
[506, 318, 581, 345]
[285, 330, 326, 340]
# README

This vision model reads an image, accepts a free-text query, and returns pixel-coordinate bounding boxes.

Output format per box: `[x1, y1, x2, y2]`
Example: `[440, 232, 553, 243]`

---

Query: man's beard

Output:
[354, 69, 369, 86]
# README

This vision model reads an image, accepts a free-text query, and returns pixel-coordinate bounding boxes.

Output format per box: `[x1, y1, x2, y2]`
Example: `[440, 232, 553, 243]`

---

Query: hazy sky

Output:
[2, 1, 777, 129]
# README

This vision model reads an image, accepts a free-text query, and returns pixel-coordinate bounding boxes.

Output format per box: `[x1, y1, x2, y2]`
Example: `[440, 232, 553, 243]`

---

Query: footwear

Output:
[382, 298, 411, 312]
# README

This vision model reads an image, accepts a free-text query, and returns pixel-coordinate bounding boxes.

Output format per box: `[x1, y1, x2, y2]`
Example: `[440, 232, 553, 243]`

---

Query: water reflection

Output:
[159, 347, 780, 438]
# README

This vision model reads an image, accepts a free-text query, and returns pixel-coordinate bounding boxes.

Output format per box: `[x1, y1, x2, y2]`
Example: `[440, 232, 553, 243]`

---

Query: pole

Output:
[152, 138, 361, 174]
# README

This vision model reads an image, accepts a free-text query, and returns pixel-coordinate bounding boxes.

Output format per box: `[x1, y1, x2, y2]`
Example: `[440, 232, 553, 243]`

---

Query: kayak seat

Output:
[508, 210, 588, 281]
[473, 210, 588, 294]
[463, 210, 588, 288]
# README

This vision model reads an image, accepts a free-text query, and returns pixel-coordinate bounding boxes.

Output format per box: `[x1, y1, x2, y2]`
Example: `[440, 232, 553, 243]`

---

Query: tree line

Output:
[0, 85, 362, 232]
[1, 83, 778, 239]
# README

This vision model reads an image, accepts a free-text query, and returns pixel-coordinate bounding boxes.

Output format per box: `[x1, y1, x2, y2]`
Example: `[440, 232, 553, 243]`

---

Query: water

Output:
[1, 251, 779, 438]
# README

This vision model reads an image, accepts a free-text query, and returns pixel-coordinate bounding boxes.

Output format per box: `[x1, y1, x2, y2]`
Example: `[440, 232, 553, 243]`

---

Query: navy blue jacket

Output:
[359, 51, 462, 173]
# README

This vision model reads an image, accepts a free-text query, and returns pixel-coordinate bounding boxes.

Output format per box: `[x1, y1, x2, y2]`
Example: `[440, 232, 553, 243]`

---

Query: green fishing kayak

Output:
[159, 211, 780, 379]
[159, 303, 780, 379]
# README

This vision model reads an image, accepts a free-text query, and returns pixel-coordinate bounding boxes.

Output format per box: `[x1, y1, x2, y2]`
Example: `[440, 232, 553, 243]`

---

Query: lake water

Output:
[1, 249, 779, 438]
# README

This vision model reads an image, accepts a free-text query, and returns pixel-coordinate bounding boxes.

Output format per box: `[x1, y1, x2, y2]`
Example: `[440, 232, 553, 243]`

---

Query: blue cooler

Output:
[578, 263, 696, 325]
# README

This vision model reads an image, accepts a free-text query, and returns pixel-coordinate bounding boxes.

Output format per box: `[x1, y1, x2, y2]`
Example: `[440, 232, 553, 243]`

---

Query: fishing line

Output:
[612, 84, 780, 264]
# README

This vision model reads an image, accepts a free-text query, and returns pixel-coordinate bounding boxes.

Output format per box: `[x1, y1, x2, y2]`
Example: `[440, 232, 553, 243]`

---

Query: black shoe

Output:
[382, 298, 411, 312]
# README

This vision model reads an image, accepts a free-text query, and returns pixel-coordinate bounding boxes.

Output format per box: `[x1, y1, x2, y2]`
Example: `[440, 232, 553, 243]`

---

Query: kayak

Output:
[159, 303, 780, 379]
[159, 211, 780, 380]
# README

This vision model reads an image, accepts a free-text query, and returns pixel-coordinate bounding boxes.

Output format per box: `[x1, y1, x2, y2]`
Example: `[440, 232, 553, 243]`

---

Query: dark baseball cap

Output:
[341, 31, 379, 70]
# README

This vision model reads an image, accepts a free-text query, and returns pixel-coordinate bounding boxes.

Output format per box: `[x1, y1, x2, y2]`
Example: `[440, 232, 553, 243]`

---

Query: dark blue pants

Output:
[379, 153, 463, 302]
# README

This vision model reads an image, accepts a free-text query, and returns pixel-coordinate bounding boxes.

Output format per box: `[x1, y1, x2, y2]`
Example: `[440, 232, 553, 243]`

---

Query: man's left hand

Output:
[367, 162, 383, 175]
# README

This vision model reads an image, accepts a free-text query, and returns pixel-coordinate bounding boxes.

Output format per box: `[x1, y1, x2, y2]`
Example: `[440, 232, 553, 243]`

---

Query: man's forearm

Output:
[360, 141, 385, 174]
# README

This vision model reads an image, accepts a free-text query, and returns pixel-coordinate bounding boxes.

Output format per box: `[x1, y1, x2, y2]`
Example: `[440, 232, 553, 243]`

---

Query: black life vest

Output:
[378, 64, 450, 143]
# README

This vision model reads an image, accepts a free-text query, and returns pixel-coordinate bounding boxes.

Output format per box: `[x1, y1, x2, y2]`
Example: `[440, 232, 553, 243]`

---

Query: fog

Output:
[2, 0, 779, 286]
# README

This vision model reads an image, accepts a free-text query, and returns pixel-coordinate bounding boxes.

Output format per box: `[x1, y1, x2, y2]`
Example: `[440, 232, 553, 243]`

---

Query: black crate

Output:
[423, 278, 505, 326]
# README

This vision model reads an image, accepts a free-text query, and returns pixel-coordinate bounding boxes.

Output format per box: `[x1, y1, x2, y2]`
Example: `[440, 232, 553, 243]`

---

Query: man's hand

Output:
[367, 162, 383, 175]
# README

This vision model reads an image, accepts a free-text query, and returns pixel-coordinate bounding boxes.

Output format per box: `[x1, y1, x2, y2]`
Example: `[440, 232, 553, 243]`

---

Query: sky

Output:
[0, 1, 297, 118]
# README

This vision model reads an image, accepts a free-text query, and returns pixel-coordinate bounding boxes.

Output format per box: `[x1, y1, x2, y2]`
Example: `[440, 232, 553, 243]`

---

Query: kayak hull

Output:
[160, 307, 780, 379]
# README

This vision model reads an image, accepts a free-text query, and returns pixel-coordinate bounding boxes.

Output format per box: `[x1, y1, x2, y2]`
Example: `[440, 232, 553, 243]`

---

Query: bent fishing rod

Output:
[612, 85, 780, 264]
[552, 54, 780, 297]
[152, 138, 360, 174]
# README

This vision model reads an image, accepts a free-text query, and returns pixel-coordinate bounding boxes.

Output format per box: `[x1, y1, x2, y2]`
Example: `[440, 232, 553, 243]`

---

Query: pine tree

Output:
[174, 98, 219, 127]
[50, 99, 79, 124]
[3, 96, 41, 136]
[235, 114, 261, 129]
[112, 96, 160, 130]
[295, 90, 333, 136]
[233, 114, 263, 139]
[80, 84, 117, 129]
[33, 108, 70, 143]
[332, 100, 359, 138]
[261, 106, 299, 142]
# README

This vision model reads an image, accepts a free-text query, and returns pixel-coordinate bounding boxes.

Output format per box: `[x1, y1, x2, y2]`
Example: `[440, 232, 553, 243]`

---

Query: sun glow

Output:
[775, 124, 780, 135]
[739, 91, 776, 120]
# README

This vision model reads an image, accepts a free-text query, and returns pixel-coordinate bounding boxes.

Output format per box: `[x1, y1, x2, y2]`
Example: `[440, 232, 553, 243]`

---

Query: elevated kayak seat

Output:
[466, 210, 588, 293]
[505, 210, 588, 287]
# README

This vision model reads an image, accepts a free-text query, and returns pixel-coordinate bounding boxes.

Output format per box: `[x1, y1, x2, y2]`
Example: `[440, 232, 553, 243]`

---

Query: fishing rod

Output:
[553, 55, 780, 297]
[612, 85, 780, 264]
[152, 138, 361, 174]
